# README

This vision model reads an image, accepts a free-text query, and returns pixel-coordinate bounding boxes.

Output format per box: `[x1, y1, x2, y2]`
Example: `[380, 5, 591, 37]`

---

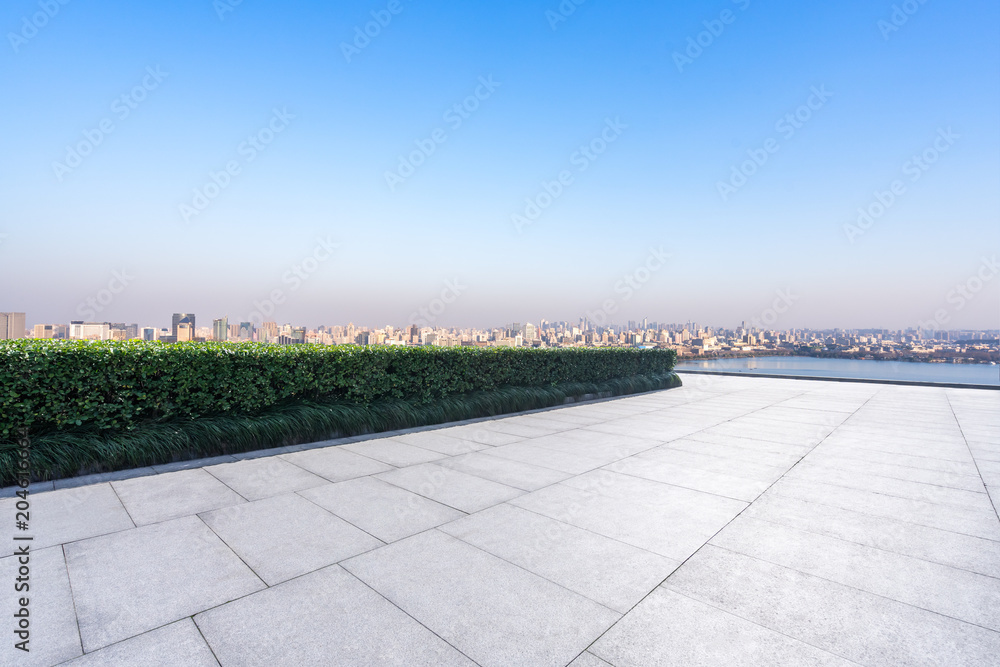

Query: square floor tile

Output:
[441, 504, 678, 612]
[300, 477, 463, 543]
[342, 439, 448, 466]
[112, 469, 245, 526]
[665, 545, 1000, 665]
[391, 430, 493, 454]
[200, 493, 382, 585]
[343, 530, 620, 667]
[437, 451, 572, 491]
[592, 587, 851, 666]
[375, 463, 522, 513]
[281, 446, 393, 482]
[62, 619, 218, 666]
[0, 546, 82, 666]
[0, 483, 134, 549]
[196, 565, 474, 666]
[65, 515, 264, 651]
[487, 442, 608, 475]
[204, 457, 327, 501]
[711, 516, 1000, 631]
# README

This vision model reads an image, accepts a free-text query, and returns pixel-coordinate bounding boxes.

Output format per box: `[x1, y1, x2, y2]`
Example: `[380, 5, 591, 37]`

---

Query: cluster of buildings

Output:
[2, 311, 997, 364]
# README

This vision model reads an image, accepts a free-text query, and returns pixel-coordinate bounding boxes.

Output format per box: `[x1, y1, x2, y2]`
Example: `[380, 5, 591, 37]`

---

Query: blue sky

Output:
[1, 0, 997, 330]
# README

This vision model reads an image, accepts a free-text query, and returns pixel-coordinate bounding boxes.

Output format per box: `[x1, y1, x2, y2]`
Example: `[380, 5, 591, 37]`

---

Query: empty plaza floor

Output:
[2, 374, 999, 666]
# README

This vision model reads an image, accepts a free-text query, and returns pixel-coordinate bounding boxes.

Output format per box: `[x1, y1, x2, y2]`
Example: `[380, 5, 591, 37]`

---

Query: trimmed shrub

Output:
[0, 372, 682, 485]
[0, 340, 677, 440]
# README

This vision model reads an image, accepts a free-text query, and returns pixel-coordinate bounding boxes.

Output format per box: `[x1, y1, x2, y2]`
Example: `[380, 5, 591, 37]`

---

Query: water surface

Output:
[675, 356, 1000, 386]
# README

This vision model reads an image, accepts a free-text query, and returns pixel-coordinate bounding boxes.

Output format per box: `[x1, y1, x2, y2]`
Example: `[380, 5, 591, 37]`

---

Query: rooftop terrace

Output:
[3, 374, 999, 666]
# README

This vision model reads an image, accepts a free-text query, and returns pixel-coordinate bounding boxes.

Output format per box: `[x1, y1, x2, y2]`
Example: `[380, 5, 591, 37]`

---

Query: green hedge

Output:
[0, 373, 682, 485]
[0, 341, 676, 441]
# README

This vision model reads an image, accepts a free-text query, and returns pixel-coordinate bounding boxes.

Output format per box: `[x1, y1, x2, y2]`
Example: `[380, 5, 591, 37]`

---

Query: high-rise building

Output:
[177, 322, 194, 342]
[172, 313, 196, 338]
[0, 312, 26, 340]
[109, 323, 139, 340]
[239, 322, 254, 341]
[141, 327, 157, 341]
[213, 317, 229, 342]
[32, 324, 56, 339]
[70, 322, 111, 340]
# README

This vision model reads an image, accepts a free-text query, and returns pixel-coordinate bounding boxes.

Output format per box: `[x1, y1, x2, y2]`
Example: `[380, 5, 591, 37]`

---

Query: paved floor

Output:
[2, 374, 999, 666]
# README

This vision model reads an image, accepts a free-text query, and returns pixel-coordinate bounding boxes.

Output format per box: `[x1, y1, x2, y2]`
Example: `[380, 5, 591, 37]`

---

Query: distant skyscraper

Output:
[213, 317, 229, 342]
[239, 322, 254, 341]
[177, 322, 194, 342]
[69, 321, 111, 340]
[110, 323, 139, 340]
[32, 324, 55, 339]
[0, 312, 26, 340]
[172, 313, 196, 338]
[141, 327, 157, 341]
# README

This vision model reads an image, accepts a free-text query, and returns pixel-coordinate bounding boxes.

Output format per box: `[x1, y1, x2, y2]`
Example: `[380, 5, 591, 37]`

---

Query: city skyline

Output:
[8, 310, 997, 369]
[1, 1, 998, 330]
[7, 309, 997, 341]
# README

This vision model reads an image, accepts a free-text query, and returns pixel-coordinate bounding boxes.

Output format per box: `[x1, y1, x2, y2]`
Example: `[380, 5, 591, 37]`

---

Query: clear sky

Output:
[1, 0, 998, 331]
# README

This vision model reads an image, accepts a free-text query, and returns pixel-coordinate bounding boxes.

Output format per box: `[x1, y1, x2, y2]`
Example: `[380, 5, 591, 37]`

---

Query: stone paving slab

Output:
[341, 438, 450, 467]
[0, 546, 81, 666]
[436, 451, 573, 491]
[590, 587, 853, 666]
[61, 619, 218, 666]
[741, 492, 1000, 578]
[439, 503, 679, 613]
[664, 544, 1000, 666]
[0, 483, 133, 551]
[375, 462, 524, 513]
[199, 493, 383, 585]
[203, 457, 328, 501]
[342, 530, 620, 666]
[300, 476, 465, 543]
[63, 515, 264, 652]
[712, 516, 1000, 630]
[2, 375, 999, 666]
[195, 565, 474, 666]
[111, 469, 245, 526]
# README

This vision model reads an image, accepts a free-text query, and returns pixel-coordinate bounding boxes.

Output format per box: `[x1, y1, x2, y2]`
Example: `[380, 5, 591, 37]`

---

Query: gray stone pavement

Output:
[2, 374, 999, 666]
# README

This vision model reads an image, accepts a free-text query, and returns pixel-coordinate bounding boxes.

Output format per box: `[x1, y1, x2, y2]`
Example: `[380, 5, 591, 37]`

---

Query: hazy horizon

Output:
[2, 0, 998, 331]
